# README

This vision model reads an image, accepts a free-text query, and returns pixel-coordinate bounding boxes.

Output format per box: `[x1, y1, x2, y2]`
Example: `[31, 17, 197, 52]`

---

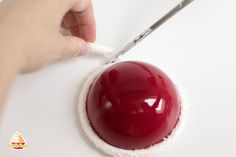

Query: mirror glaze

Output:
[87, 61, 181, 150]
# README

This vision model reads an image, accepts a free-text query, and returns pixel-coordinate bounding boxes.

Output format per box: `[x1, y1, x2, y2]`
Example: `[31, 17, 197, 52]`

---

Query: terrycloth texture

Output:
[88, 43, 115, 58]
[78, 62, 187, 157]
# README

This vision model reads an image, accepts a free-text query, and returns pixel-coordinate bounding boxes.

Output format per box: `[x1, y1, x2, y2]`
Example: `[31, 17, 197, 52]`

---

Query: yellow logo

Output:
[9, 131, 28, 150]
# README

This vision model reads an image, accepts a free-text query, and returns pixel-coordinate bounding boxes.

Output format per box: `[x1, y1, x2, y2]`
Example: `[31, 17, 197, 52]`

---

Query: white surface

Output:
[1, 0, 236, 157]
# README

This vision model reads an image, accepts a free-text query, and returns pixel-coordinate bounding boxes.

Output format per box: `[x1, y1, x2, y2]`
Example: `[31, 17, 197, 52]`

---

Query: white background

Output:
[1, 0, 236, 156]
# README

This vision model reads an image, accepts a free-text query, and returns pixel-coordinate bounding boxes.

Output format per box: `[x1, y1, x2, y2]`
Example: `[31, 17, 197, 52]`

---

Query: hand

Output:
[0, 0, 96, 73]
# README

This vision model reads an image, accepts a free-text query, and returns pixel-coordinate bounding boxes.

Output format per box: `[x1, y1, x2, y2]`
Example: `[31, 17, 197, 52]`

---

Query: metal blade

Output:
[105, 0, 194, 64]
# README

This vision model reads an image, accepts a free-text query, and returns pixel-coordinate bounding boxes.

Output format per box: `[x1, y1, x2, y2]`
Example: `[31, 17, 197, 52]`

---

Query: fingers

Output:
[63, 11, 82, 37]
[60, 36, 90, 59]
[22, 35, 90, 73]
[63, 0, 96, 42]
[45, 0, 96, 63]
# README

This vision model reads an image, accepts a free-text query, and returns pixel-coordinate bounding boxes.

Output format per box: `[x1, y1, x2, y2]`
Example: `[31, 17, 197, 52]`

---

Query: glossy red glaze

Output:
[86, 61, 181, 150]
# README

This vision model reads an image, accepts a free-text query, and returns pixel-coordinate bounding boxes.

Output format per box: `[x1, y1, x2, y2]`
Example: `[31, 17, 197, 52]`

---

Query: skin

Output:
[0, 0, 96, 115]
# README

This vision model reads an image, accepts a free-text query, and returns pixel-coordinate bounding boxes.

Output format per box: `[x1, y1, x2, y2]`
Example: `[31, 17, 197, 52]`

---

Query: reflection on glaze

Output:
[87, 61, 181, 150]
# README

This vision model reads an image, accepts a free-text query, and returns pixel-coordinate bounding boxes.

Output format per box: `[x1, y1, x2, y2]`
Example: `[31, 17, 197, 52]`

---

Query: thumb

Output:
[61, 36, 90, 59]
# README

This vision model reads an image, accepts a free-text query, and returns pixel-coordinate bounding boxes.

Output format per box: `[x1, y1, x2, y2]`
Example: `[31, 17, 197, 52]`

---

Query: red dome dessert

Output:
[86, 61, 181, 150]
